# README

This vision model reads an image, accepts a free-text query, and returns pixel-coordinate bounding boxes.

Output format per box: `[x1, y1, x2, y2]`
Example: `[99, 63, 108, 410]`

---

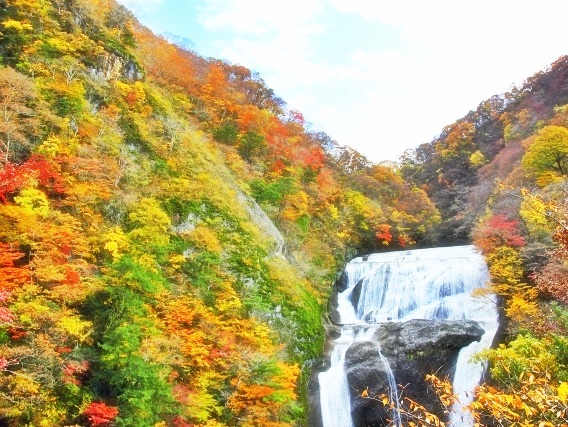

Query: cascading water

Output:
[318, 245, 499, 427]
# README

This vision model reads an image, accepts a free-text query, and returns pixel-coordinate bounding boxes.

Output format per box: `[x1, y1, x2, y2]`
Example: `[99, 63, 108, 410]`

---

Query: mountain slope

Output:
[0, 1, 441, 425]
[401, 56, 568, 425]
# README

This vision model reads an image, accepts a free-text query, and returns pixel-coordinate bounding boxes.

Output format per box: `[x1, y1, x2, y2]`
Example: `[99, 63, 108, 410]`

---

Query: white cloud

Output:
[123, 0, 568, 162]
[197, 0, 326, 36]
[116, 0, 163, 15]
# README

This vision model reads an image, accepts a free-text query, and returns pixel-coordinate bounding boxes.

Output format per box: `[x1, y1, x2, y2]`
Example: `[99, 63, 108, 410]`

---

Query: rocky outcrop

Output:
[344, 341, 393, 427]
[343, 319, 484, 427]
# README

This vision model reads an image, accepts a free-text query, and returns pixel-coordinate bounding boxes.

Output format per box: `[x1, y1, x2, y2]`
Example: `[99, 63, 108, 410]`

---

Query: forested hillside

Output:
[0, 1, 441, 426]
[1, 0, 567, 425]
[400, 58, 568, 425]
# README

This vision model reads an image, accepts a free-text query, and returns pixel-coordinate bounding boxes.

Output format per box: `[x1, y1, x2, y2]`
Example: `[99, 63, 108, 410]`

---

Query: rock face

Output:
[344, 341, 393, 427]
[343, 319, 484, 427]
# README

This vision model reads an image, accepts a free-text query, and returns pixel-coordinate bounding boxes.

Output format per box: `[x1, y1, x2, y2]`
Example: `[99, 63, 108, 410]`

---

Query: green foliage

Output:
[522, 125, 568, 179]
[213, 121, 239, 145]
[250, 177, 296, 205]
[238, 130, 266, 162]
[477, 334, 559, 387]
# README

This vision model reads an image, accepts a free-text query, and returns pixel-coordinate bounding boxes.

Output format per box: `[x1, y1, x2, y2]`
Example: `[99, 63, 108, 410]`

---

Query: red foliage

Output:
[0, 242, 29, 291]
[288, 110, 305, 125]
[0, 162, 25, 203]
[62, 360, 90, 385]
[25, 155, 66, 195]
[8, 327, 26, 340]
[65, 267, 81, 285]
[0, 306, 15, 324]
[83, 402, 119, 427]
[301, 147, 325, 171]
[473, 214, 526, 254]
[0, 155, 66, 202]
[0, 357, 15, 371]
[172, 416, 191, 427]
[375, 224, 393, 245]
[398, 235, 410, 248]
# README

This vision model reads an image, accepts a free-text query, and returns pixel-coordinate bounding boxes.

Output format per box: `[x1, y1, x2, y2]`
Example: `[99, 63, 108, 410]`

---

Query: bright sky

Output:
[117, 0, 568, 163]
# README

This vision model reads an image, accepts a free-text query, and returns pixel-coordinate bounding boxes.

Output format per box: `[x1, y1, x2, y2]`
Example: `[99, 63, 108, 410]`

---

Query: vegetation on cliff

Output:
[400, 57, 568, 426]
[1, 0, 567, 425]
[0, 1, 441, 425]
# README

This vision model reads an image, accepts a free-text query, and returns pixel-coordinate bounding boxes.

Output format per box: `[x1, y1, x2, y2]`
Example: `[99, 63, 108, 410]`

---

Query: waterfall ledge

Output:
[345, 319, 484, 425]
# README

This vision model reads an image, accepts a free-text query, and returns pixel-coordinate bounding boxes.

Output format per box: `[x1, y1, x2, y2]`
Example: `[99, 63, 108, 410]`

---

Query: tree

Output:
[83, 402, 119, 426]
[472, 334, 568, 426]
[473, 214, 525, 255]
[238, 131, 266, 163]
[0, 67, 39, 163]
[522, 125, 568, 180]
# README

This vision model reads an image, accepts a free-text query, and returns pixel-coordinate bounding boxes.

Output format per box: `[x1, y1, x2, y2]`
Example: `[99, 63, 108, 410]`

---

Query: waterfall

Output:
[318, 245, 499, 427]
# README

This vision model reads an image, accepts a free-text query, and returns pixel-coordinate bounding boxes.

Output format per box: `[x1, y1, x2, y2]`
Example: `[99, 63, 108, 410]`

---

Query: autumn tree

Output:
[472, 214, 525, 255]
[0, 67, 39, 163]
[522, 125, 568, 184]
[238, 131, 266, 163]
[531, 187, 568, 303]
[83, 402, 119, 427]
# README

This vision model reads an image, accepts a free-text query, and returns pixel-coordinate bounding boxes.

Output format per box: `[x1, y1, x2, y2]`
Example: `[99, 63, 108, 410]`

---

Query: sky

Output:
[117, 0, 568, 163]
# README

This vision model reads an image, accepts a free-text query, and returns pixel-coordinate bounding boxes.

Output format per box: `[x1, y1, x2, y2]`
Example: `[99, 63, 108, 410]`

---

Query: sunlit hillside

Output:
[1, 0, 567, 425]
[0, 1, 441, 425]
[401, 57, 568, 426]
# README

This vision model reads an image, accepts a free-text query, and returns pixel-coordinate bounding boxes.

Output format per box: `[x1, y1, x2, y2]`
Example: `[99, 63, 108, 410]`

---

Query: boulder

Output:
[343, 319, 484, 427]
[344, 341, 394, 427]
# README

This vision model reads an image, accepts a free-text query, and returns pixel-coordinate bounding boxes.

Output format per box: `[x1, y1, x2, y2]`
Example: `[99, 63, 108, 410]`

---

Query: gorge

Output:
[312, 245, 500, 427]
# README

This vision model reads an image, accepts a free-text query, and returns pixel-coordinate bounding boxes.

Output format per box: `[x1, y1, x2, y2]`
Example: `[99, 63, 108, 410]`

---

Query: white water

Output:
[318, 245, 499, 427]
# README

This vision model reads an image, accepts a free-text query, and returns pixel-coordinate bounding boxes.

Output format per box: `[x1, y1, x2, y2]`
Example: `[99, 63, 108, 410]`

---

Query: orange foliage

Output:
[83, 402, 119, 427]
[0, 242, 29, 291]
[161, 296, 224, 369]
[375, 223, 393, 245]
[473, 214, 526, 255]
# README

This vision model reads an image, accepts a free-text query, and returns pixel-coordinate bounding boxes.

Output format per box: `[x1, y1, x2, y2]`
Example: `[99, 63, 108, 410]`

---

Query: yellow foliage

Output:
[12, 374, 39, 396]
[167, 254, 186, 271]
[197, 420, 228, 427]
[137, 253, 161, 274]
[558, 382, 568, 403]
[102, 226, 130, 261]
[37, 134, 77, 157]
[469, 150, 486, 167]
[115, 81, 148, 110]
[36, 406, 68, 427]
[56, 312, 92, 343]
[2, 19, 33, 31]
[128, 198, 171, 247]
[536, 170, 564, 187]
[505, 291, 539, 324]
[13, 296, 52, 328]
[185, 226, 222, 254]
[519, 195, 555, 240]
[215, 281, 243, 315]
[487, 246, 524, 289]
[280, 191, 309, 222]
[14, 188, 50, 218]
[328, 204, 339, 220]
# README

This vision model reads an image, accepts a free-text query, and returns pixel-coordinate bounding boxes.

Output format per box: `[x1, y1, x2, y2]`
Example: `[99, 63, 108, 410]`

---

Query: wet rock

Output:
[343, 319, 484, 427]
